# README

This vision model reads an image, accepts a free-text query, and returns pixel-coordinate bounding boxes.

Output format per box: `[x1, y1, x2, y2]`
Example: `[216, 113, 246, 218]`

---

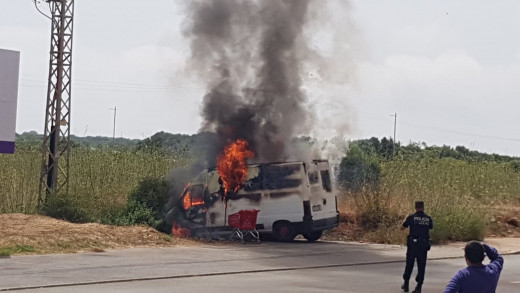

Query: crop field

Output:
[0, 143, 190, 219]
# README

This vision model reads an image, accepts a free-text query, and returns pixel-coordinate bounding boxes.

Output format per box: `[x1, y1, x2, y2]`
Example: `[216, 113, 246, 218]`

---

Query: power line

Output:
[358, 111, 520, 143]
[31, 0, 51, 20]
[20, 83, 199, 94]
[21, 76, 180, 89]
[20, 77, 200, 93]
[399, 120, 520, 143]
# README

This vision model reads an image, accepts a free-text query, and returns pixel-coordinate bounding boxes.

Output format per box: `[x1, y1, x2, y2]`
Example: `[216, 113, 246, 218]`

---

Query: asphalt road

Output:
[1, 241, 519, 292]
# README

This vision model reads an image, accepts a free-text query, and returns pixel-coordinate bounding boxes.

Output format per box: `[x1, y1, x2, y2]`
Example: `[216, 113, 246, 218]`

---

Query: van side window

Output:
[320, 170, 332, 192]
[308, 171, 319, 184]
[243, 172, 263, 191]
[263, 165, 302, 189]
[190, 185, 205, 205]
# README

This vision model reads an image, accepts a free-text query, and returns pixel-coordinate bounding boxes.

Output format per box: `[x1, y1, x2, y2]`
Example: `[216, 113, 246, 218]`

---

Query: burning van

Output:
[171, 160, 339, 241]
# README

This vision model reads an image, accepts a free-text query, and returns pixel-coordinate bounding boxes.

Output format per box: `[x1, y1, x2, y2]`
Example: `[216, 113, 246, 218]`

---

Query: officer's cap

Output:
[415, 201, 424, 209]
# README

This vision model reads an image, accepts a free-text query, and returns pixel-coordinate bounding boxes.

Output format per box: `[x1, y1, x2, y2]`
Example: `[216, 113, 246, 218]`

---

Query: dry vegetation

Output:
[323, 194, 520, 244]
[0, 214, 197, 255]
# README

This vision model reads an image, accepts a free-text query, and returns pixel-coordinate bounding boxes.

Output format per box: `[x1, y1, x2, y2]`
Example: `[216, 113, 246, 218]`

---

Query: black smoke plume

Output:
[181, 0, 316, 165]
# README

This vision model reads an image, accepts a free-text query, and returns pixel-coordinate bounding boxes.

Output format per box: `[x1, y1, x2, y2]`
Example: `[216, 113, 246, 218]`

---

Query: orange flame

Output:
[172, 222, 191, 238]
[183, 190, 192, 210]
[217, 139, 255, 193]
[182, 183, 204, 210]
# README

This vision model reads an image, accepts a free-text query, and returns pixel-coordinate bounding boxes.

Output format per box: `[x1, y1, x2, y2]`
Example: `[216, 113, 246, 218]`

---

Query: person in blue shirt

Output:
[443, 241, 504, 293]
[400, 201, 433, 293]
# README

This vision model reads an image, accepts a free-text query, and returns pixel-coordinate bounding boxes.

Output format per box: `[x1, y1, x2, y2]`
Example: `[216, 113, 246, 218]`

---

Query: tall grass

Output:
[345, 158, 520, 243]
[0, 143, 190, 219]
[0, 144, 40, 213]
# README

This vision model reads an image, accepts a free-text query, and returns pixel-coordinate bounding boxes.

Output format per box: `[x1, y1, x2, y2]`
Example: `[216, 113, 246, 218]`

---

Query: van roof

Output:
[207, 160, 328, 172]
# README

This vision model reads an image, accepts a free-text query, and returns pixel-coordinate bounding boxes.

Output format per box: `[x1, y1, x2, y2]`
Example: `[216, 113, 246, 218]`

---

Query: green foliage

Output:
[338, 144, 381, 191]
[354, 136, 397, 160]
[354, 137, 518, 163]
[16, 131, 140, 149]
[510, 160, 520, 173]
[127, 177, 170, 212]
[41, 194, 91, 223]
[121, 199, 165, 228]
[134, 131, 216, 157]
[0, 245, 35, 256]
[101, 178, 170, 230]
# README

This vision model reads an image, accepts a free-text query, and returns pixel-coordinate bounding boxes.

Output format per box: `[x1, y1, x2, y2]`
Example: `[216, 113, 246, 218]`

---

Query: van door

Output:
[307, 161, 338, 228]
[204, 170, 226, 228]
[306, 163, 324, 218]
[317, 161, 338, 222]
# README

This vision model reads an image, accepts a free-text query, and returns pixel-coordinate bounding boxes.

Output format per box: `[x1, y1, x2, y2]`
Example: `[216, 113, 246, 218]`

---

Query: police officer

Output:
[400, 201, 433, 293]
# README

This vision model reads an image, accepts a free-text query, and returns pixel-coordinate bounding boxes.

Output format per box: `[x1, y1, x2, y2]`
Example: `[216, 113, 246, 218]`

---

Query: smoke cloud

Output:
[180, 0, 321, 164]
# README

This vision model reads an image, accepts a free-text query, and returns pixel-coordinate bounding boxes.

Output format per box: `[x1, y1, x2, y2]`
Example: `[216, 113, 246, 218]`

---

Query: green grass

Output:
[161, 234, 172, 242]
[0, 245, 35, 256]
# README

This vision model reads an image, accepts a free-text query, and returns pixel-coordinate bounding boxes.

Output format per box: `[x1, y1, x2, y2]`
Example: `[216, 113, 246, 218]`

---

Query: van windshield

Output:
[207, 166, 261, 194]
[208, 165, 304, 193]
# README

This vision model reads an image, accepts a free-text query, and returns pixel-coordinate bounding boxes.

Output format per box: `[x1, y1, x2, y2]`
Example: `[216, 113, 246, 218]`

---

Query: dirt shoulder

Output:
[0, 214, 197, 255]
[1, 211, 519, 256]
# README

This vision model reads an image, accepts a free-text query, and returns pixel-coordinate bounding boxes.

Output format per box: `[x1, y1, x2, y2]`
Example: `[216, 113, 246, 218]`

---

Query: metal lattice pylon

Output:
[39, 0, 75, 206]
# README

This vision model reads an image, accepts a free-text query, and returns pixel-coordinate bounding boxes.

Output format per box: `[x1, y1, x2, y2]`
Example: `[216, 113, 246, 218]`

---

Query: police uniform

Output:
[401, 201, 433, 293]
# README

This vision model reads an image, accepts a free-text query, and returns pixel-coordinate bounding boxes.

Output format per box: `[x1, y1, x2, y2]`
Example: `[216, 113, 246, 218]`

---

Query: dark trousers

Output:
[403, 244, 428, 284]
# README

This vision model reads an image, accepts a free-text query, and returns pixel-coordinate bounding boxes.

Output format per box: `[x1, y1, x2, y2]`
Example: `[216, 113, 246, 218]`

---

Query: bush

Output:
[41, 194, 91, 223]
[102, 177, 170, 230]
[510, 160, 520, 173]
[429, 196, 488, 242]
[338, 145, 381, 191]
[353, 189, 400, 230]
[122, 199, 165, 228]
[127, 177, 170, 212]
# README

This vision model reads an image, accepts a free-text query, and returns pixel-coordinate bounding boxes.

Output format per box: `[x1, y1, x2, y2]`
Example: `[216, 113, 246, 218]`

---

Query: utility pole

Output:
[391, 112, 397, 157]
[109, 106, 117, 139]
[39, 0, 75, 206]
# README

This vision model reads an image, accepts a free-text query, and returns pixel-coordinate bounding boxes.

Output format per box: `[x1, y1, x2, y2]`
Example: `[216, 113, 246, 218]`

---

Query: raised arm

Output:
[400, 214, 411, 230]
[483, 244, 504, 272]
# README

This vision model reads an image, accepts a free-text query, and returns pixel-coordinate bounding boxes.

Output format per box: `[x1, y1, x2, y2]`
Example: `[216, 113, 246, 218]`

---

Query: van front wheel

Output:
[273, 221, 295, 242]
[303, 231, 323, 242]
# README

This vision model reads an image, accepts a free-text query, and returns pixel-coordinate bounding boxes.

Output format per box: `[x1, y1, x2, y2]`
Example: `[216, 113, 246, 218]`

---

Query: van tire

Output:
[303, 231, 323, 242]
[273, 221, 295, 242]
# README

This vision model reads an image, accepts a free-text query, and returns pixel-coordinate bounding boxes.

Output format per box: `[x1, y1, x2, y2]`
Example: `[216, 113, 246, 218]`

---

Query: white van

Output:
[177, 160, 339, 241]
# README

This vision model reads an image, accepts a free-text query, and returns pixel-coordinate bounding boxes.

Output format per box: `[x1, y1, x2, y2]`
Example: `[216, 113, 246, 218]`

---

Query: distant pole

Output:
[393, 112, 397, 157]
[109, 106, 117, 139]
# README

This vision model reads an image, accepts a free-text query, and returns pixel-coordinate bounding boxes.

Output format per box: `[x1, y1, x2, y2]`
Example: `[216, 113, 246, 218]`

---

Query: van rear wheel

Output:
[303, 231, 323, 242]
[273, 221, 295, 242]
